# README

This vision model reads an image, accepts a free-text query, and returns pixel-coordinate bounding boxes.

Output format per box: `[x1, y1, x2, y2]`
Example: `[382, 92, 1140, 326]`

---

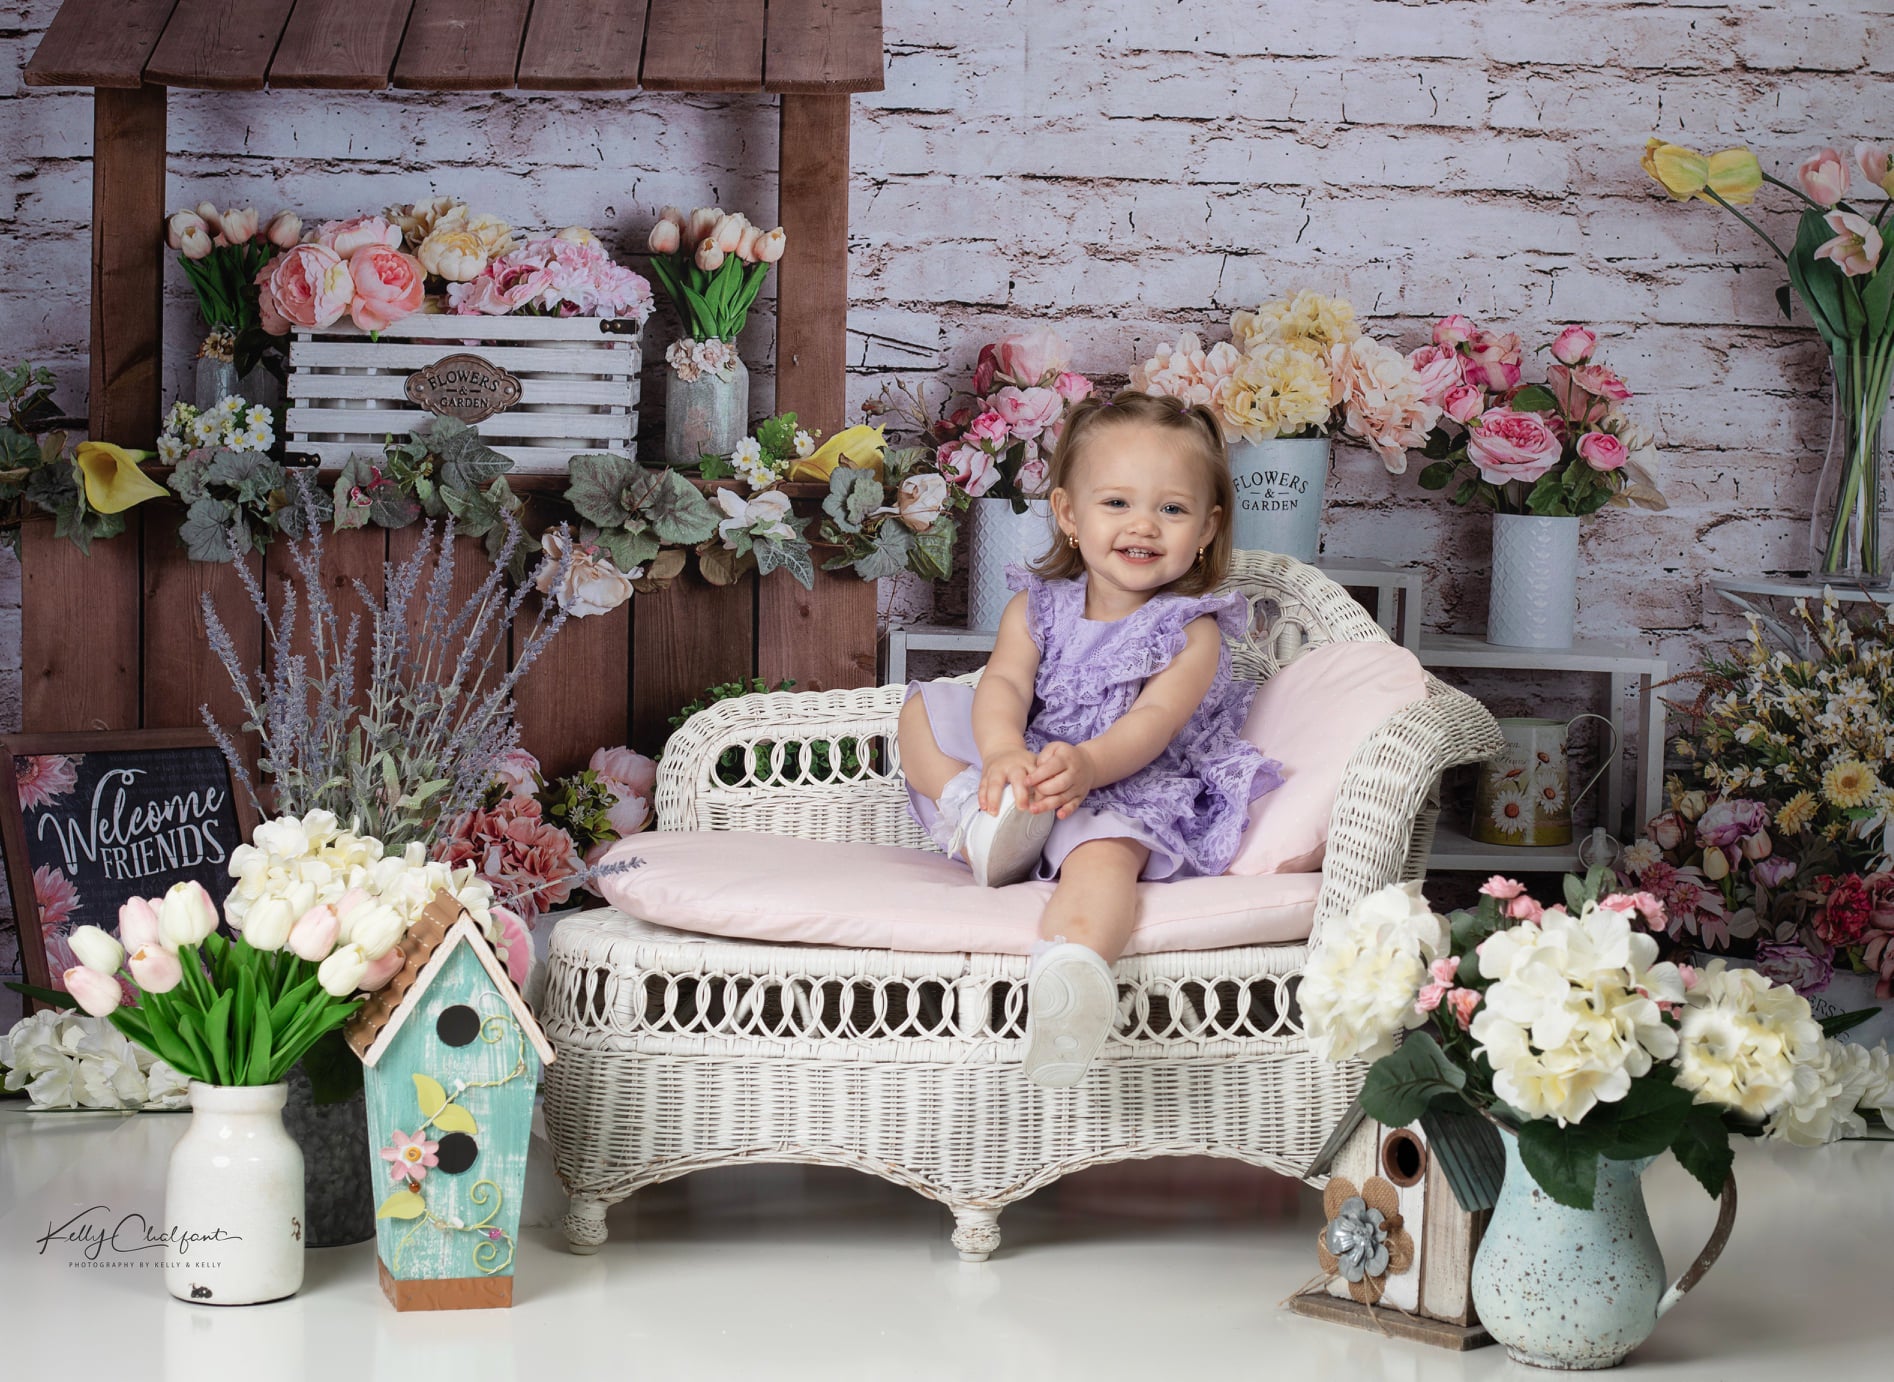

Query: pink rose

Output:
[1053, 371, 1093, 404]
[1546, 365, 1608, 425]
[1464, 330, 1523, 392]
[1549, 326, 1597, 366]
[1433, 314, 1476, 349]
[347, 246, 425, 331]
[1442, 383, 1485, 424]
[989, 385, 1064, 441]
[971, 345, 998, 397]
[941, 443, 998, 497]
[1017, 453, 1051, 497]
[265, 243, 354, 329]
[1406, 344, 1466, 408]
[317, 214, 403, 258]
[1572, 364, 1631, 401]
[991, 327, 1072, 388]
[1797, 147, 1849, 208]
[589, 746, 658, 802]
[1576, 431, 1628, 471]
[1465, 407, 1563, 485]
[1479, 875, 1526, 900]
[966, 410, 1010, 446]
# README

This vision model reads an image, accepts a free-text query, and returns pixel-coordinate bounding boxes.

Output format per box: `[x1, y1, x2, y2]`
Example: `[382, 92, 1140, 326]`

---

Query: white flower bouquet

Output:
[0, 1009, 189, 1111]
[1304, 870, 1893, 1210]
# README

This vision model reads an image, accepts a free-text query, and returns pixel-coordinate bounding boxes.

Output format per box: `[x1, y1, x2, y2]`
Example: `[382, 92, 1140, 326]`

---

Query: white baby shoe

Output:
[1021, 942, 1117, 1088]
[937, 769, 1055, 888]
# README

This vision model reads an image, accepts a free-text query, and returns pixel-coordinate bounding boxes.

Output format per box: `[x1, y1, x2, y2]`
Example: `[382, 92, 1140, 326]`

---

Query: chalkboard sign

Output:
[0, 730, 256, 994]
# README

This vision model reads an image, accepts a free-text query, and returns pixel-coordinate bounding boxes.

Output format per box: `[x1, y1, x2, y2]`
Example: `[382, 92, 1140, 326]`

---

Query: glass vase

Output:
[1810, 345, 1892, 586]
[664, 355, 749, 466]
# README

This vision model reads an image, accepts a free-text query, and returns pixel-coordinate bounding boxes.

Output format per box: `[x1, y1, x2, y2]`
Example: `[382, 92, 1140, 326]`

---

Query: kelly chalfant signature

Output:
[37, 1205, 242, 1260]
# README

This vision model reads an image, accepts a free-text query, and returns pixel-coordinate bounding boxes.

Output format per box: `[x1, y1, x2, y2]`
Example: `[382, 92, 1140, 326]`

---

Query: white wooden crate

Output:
[287, 314, 642, 473]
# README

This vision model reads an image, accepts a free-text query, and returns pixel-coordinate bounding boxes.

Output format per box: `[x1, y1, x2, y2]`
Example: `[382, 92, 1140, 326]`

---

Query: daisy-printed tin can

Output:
[1471, 715, 1617, 848]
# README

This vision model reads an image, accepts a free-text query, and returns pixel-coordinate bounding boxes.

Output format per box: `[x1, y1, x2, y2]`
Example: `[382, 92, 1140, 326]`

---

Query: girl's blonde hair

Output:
[1029, 388, 1234, 596]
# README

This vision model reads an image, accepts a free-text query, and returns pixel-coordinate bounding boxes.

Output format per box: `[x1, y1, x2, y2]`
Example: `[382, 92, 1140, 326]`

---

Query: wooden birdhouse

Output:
[345, 892, 555, 1311]
[1289, 1105, 1496, 1351]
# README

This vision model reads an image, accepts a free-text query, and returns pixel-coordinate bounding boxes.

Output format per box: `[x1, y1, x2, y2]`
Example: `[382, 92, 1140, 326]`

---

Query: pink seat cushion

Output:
[595, 830, 1320, 955]
[1226, 641, 1429, 876]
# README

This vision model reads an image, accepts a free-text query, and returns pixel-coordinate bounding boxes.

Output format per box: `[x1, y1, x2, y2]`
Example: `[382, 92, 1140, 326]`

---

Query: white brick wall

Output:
[0, 0, 1886, 769]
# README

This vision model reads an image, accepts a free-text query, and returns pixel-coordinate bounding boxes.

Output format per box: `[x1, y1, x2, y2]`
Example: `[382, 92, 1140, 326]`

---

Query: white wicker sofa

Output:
[538, 552, 1503, 1260]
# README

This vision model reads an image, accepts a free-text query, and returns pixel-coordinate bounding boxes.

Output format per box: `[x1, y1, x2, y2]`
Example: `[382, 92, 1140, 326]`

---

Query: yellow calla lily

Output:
[1641, 137, 1708, 200]
[790, 424, 887, 482]
[75, 441, 167, 513]
[1704, 147, 1762, 205]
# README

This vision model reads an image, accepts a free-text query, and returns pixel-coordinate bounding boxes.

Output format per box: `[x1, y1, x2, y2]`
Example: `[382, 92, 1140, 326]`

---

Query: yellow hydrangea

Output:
[1775, 790, 1818, 835]
[1232, 290, 1361, 355]
[1822, 760, 1879, 809]
[1219, 345, 1331, 443]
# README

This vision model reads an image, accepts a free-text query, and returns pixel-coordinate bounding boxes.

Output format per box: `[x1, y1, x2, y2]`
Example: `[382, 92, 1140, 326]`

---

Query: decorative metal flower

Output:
[1316, 1175, 1415, 1304]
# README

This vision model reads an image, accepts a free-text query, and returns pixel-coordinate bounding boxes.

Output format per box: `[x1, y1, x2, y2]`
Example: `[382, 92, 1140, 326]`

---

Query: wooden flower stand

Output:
[20, 0, 884, 769]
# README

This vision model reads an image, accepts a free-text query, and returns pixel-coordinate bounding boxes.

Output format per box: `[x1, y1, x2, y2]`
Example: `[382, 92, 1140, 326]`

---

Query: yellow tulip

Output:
[74, 442, 166, 513]
[1704, 147, 1762, 205]
[1641, 137, 1708, 200]
[789, 424, 887, 482]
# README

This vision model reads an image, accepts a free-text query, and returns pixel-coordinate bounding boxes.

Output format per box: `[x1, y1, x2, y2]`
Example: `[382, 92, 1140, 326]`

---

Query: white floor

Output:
[4, 1105, 1892, 1380]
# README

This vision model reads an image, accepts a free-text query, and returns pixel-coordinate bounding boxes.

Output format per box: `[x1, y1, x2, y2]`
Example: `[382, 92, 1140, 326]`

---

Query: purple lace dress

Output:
[905, 566, 1283, 881]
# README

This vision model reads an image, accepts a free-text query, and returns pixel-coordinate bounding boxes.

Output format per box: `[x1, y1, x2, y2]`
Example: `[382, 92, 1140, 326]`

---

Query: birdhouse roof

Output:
[346, 892, 555, 1070]
[1305, 1100, 1371, 1179]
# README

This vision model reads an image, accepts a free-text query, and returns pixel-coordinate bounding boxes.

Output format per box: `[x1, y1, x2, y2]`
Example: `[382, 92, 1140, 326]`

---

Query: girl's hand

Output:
[979, 748, 1039, 815]
[1025, 741, 1096, 819]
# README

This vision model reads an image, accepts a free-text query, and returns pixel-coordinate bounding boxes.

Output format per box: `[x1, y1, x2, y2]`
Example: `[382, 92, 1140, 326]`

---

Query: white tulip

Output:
[158, 881, 220, 948]
[317, 944, 369, 997]
[243, 897, 294, 952]
[348, 902, 408, 960]
[68, 925, 124, 975]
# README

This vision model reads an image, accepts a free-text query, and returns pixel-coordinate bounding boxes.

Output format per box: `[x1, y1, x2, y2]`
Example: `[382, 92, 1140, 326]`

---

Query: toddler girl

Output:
[899, 390, 1282, 1087]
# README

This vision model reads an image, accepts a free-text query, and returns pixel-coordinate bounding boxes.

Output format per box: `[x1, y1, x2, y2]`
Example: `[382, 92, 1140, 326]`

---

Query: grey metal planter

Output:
[280, 1064, 375, 1248]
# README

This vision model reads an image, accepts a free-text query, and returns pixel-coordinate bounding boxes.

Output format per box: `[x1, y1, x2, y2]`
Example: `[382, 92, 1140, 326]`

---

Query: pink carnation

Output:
[1447, 989, 1481, 1030]
[1601, 890, 1668, 931]
[435, 796, 582, 924]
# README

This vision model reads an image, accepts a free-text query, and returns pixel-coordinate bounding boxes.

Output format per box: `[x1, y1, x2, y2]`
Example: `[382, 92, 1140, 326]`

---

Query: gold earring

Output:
[1197, 546, 1206, 562]
[1067, 533, 1079, 549]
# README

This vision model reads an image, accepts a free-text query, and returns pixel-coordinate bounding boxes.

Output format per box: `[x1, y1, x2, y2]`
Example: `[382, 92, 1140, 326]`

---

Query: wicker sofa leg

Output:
[562, 1195, 610, 1255]
[951, 1205, 1003, 1262]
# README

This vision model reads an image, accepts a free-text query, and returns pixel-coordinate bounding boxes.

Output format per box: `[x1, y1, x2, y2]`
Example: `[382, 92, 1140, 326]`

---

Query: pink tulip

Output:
[166, 210, 207, 251]
[711, 214, 748, 255]
[755, 228, 786, 264]
[656, 204, 687, 229]
[1814, 210, 1883, 277]
[194, 201, 224, 236]
[1857, 143, 1894, 195]
[220, 207, 259, 245]
[1442, 384, 1485, 424]
[64, 966, 122, 1017]
[118, 896, 162, 951]
[1576, 431, 1628, 472]
[347, 245, 426, 332]
[128, 944, 183, 995]
[179, 224, 214, 261]
[357, 945, 408, 993]
[695, 240, 725, 272]
[266, 210, 303, 250]
[736, 223, 765, 262]
[1549, 325, 1597, 366]
[686, 207, 724, 246]
[1432, 314, 1477, 349]
[647, 219, 681, 255]
[1798, 147, 1849, 208]
[316, 213, 403, 258]
[287, 905, 340, 962]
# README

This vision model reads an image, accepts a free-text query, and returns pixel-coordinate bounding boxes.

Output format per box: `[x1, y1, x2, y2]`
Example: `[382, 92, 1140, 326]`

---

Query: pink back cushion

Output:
[596, 830, 1320, 955]
[1225, 641, 1429, 876]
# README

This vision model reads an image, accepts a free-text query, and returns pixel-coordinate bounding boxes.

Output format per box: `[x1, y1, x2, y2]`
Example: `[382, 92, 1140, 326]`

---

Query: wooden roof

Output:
[24, 0, 883, 94]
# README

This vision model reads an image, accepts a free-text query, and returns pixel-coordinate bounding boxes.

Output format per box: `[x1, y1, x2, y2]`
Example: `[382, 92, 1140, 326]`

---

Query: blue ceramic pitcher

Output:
[1470, 1129, 1738, 1370]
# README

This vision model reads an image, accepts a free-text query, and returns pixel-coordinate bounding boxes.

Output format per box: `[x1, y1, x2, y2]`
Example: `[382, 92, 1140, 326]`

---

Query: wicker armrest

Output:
[1309, 675, 1504, 953]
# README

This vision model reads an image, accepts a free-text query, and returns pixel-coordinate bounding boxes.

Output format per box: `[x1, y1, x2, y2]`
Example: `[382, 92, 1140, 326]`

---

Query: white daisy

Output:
[793, 428, 817, 459]
[189, 414, 219, 445]
[245, 405, 272, 432]
[1488, 785, 1533, 837]
[1534, 776, 1568, 815]
[157, 435, 186, 464]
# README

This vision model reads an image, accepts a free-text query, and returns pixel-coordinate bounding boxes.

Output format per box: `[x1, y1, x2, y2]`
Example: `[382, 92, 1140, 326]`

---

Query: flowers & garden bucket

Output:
[1228, 436, 1330, 563]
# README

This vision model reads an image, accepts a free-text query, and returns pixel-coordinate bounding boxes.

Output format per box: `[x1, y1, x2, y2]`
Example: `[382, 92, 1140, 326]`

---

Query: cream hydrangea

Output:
[1674, 961, 1824, 1121]
[1468, 902, 1684, 1126]
[1301, 881, 1448, 1061]
[1220, 344, 1332, 443]
[0, 1010, 189, 1111]
[1232, 289, 1362, 355]
[1765, 1039, 1891, 1146]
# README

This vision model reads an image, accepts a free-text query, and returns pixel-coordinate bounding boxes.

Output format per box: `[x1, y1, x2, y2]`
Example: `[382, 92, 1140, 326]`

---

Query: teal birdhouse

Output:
[348, 895, 554, 1311]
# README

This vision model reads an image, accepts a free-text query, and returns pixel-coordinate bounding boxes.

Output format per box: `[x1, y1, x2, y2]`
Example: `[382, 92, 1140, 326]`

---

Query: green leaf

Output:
[822, 466, 884, 534]
[1669, 1105, 1735, 1200]
[1516, 1119, 1604, 1211]
[413, 1072, 449, 1120]
[1820, 1008, 1881, 1037]
[247, 994, 274, 1085]
[698, 453, 736, 480]
[203, 990, 234, 1085]
[1509, 384, 1559, 413]
[909, 517, 957, 582]
[755, 537, 815, 589]
[1563, 873, 1589, 913]
[755, 412, 798, 460]
[1592, 1077, 1695, 1162]
[1358, 1031, 1468, 1129]
[424, 416, 513, 494]
[179, 498, 238, 563]
[377, 1187, 427, 1220]
[1525, 472, 1570, 516]
[640, 466, 719, 545]
[852, 524, 913, 582]
[1417, 460, 1458, 491]
[566, 452, 642, 528]
[1864, 254, 1894, 340]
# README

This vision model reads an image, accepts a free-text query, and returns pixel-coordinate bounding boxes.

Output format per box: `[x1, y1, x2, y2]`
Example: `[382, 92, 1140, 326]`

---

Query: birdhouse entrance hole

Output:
[1381, 1129, 1426, 1187]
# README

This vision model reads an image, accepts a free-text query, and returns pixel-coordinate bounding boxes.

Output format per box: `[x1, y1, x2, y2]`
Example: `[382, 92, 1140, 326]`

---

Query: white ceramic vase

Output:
[1227, 436, 1331, 562]
[967, 497, 1054, 630]
[164, 1082, 305, 1306]
[1487, 511, 1580, 649]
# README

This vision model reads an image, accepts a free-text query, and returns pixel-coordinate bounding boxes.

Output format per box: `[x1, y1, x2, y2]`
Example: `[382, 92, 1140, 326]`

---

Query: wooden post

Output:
[764, 93, 874, 695]
[21, 85, 166, 733]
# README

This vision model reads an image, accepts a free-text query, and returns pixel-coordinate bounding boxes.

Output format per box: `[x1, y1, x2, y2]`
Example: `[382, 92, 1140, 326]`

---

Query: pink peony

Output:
[1464, 330, 1523, 392]
[435, 796, 582, 924]
[1442, 384, 1485, 424]
[988, 385, 1064, 441]
[316, 214, 402, 258]
[1696, 798, 1769, 849]
[1797, 147, 1849, 208]
[15, 753, 78, 811]
[1549, 325, 1598, 366]
[1433, 314, 1476, 349]
[379, 1129, 440, 1183]
[1054, 371, 1093, 404]
[1576, 432, 1628, 472]
[1755, 941, 1834, 996]
[1465, 407, 1563, 485]
[491, 748, 542, 797]
[1813, 873, 1873, 947]
[347, 246, 426, 332]
[255, 261, 291, 336]
[266, 244, 355, 329]
[1753, 856, 1798, 890]
[1406, 344, 1466, 409]
[992, 327, 1072, 388]
[589, 746, 658, 803]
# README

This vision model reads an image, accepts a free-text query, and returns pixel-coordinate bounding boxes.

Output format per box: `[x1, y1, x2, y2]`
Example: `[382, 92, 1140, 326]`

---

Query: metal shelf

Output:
[1418, 632, 1665, 675]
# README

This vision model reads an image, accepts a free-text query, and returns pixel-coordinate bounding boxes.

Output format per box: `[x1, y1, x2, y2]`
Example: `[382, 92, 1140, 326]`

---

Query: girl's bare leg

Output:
[898, 693, 969, 799]
[1039, 837, 1149, 961]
